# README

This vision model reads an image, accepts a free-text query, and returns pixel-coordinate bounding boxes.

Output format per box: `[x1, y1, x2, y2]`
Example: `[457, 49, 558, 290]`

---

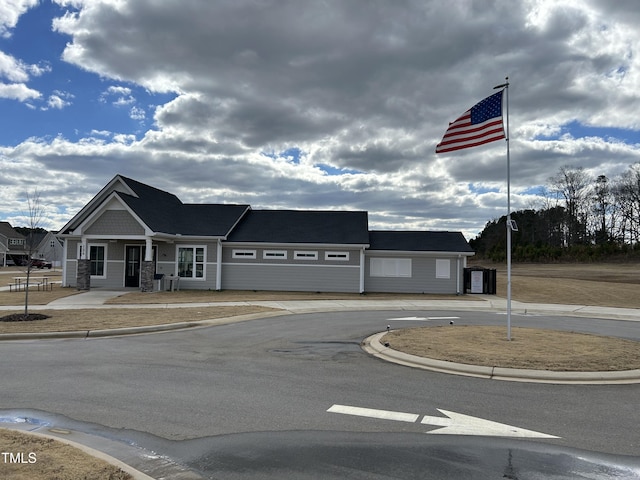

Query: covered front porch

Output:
[60, 236, 222, 292]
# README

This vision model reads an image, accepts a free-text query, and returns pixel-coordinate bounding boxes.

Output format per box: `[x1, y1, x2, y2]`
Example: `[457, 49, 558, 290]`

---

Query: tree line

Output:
[470, 163, 640, 262]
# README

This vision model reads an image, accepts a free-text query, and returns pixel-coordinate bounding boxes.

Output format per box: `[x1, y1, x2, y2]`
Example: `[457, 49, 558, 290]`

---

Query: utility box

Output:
[463, 267, 496, 294]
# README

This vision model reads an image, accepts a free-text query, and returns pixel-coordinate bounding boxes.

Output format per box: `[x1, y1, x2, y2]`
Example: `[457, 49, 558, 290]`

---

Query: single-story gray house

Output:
[58, 175, 474, 294]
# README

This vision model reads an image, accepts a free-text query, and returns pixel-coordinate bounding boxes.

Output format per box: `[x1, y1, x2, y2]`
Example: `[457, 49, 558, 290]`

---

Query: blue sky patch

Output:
[536, 120, 640, 143]
[317, 164, 362, 176]
[468, 184, 499, 195]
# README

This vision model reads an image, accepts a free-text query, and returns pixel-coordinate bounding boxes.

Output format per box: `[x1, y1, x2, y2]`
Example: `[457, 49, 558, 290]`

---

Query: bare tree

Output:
[548, 166, 592, 246]
[616, 163, 640, 244]
[592, 174, 614, 244]
[22, 190, 45, 319]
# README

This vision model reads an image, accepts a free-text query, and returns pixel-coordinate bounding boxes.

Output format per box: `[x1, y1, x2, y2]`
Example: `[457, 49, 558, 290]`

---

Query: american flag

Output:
[435, 91, 505, 153]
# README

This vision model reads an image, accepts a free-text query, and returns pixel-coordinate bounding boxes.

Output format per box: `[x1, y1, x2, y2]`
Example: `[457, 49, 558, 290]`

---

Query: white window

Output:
[77, 243, 107, 278]
[325, 251, 349, 261]
[294, 251, 318, 260]
[263, 250, 287, 259]
[435, 259, 451, 279]
[178, 246, 206, 279]
[233, 249, 256, 259]
[370, 258, 411, 277]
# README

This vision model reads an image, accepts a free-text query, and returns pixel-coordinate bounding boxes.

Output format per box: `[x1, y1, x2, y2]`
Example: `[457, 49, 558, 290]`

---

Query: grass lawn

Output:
[0, 428, 132, 480]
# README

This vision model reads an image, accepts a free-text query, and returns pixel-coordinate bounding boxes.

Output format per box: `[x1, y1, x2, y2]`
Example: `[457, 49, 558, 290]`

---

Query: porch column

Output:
[76, 237, 90, 291]
[140, 237, 155, 292]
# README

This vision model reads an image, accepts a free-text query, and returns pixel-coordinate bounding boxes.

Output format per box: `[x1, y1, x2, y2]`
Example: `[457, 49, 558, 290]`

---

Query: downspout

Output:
[216, 239, 222, 291]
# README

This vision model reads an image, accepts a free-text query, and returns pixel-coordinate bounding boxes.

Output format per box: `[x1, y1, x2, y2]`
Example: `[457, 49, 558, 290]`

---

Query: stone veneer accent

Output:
[76, 259, 91, 291]
[140, 261, 155, 292]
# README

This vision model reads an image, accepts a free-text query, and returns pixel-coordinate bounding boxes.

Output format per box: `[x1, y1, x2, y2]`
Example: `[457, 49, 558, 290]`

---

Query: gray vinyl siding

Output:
[364, 254, 461, 294]
[221, 246, 360, 266]
[85, 210, 145, 235]
[222, 263, 360, 292]
[163, 241, 219, 290]
[221, 245, 361, 292]
[63, 240, 78, 286]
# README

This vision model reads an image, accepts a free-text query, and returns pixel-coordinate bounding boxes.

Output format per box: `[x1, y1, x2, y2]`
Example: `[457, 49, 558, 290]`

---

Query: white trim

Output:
[294, 250, 318, 260]
[223, 242, 369, 249]
[58, 175, 137, 235]
[216, 240, 222, 290]
[232, 249, 257, 259]
[325, 251, 349, 261]
[263, 250, 288, 259]
[366, 250, 474, 257]
[76, 242, 108, 279]
[73, 192, 153, 236]
[176, 245, 207, 280]
[223, 262, 358, 269]
[359, 247, 365, 293]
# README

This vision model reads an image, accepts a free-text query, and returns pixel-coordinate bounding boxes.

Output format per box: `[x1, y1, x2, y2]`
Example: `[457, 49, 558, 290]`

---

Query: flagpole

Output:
[495, 77, 511, 341]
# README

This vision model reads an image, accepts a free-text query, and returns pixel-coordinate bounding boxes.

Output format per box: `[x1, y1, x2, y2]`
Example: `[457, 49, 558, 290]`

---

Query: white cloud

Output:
[2, 0, 640, 239]
[0, 82, 40, 101]
[44, 90, 74, 110]
[0, 0, 38, 38]
[99, 85, 135, 105]
[129, 105, 145, 120]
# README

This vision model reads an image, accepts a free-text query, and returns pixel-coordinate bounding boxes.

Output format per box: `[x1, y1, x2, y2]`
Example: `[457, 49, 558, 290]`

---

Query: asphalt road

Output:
[1, 310, 639, 478]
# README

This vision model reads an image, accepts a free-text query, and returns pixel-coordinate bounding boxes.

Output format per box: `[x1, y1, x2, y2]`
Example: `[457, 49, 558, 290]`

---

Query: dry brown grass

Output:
[0, 288, 81, 306]
[384, 326, 640, 371]
[0, 305, 277, 334]
[106, 289, 469, 304]
[0, 428, 132, 480]
[495, 262, 640, 308]
[385, 263, 640, 372]
[0, 269, 80, 306]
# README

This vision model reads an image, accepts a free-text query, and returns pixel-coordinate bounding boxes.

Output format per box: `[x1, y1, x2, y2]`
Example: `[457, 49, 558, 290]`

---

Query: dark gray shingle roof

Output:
[227, 210, 370, 244]
[368, 230, 474, 253]
[118, 176, 249, 236]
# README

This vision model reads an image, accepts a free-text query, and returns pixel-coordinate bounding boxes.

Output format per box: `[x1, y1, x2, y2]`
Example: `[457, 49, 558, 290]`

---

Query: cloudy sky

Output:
[1, 0, 639, 239]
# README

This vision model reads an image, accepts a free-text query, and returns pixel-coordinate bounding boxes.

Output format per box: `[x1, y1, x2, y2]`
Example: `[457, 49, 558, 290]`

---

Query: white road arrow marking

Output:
[386, 316, 459, 321]
[386, 316, 428, 321]
[327, 404, 419, 423]
[327, 404, 559, 439]
[422, 409, 559, 438]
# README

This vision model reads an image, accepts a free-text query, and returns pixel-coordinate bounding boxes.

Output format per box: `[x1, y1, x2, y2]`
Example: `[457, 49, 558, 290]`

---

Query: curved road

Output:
[1, 309, 639, 478]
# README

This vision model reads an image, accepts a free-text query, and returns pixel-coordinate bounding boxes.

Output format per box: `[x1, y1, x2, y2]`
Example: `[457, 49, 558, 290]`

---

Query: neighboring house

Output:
[0, 222, 27, 266]
[33, 231, 64, 268]
[0, 233, 7, 267]
[58, 175, 475, 293]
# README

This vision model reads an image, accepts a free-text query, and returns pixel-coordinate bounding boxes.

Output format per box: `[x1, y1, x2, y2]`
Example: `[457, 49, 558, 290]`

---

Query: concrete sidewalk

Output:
[2, 289, 640, 322]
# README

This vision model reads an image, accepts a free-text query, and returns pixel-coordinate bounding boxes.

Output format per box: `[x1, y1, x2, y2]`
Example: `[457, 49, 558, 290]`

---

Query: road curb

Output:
[362, 331, 640, 385]
[0, 310, 289, 341]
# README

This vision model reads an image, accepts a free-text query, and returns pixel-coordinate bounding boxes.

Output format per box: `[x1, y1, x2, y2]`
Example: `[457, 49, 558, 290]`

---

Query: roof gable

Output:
[60, 175, 249, 237]
[228, 210, 370, 244]
[0, 222, 25, 240]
